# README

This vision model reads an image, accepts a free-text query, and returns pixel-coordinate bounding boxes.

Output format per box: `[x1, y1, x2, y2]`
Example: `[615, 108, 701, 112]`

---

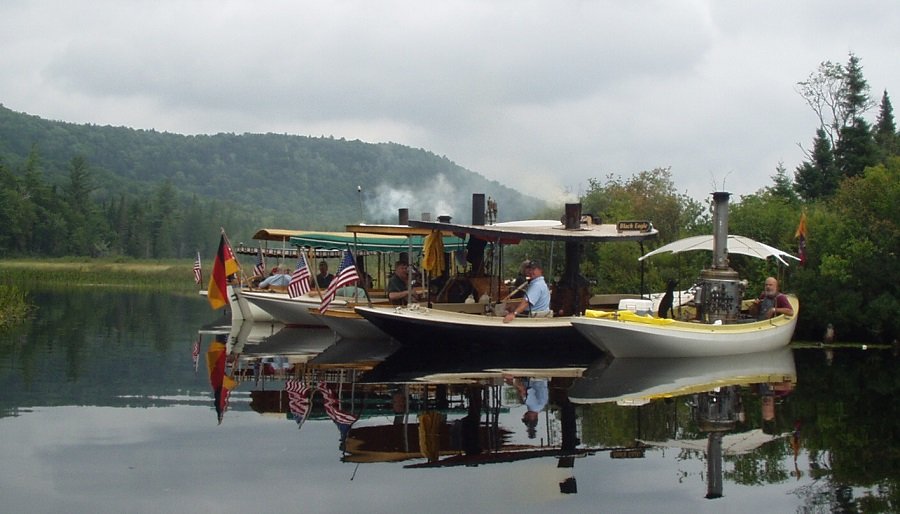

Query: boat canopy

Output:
[250, 228, 310, 241]
[289, 231, 466, 253]
[407, 219, 659, 243]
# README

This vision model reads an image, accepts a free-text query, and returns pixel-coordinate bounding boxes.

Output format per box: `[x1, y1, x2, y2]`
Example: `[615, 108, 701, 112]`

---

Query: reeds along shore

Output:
[0, 284, 29, 328]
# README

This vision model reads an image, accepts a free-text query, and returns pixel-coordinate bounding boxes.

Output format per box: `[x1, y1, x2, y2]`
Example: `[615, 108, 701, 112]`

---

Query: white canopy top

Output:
[639, 235, 800, 266]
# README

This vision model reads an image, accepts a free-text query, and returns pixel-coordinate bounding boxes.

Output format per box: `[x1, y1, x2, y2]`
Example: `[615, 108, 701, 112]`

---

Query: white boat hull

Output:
[570, 296, 799, 358]
[240, 291, 333, 327]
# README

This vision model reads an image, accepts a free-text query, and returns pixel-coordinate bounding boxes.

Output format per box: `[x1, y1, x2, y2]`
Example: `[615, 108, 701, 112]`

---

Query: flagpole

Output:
[221, 228, 246, 288]
[307, 247, 323, 297]
[346, 243, 372, 305]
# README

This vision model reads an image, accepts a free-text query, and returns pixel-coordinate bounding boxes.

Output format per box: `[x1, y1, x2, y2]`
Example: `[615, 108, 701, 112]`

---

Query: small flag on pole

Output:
[285, 379, 313, 429]
[288, 253, 312, 298]
[191, 334, 201, 373]
[795, 212, 808, 267]
[253, 247, 266, 277]
[319, 250, 359, 313]
[193, 251, 202, 284]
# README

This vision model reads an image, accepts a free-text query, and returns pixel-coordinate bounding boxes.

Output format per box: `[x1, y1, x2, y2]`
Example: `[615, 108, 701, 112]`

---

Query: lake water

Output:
[1, 289, 896, 514]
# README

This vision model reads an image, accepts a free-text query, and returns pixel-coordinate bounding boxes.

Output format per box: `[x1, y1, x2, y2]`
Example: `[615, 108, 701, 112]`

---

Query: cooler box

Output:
[618, 298, 653, 316]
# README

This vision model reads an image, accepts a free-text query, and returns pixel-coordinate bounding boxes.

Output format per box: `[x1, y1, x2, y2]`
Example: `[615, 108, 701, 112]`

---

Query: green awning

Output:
[289, 232, 466, 253]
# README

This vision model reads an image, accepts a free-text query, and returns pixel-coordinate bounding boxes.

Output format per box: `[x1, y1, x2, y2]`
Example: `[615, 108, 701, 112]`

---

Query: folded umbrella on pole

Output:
[639, 235, 799, 266]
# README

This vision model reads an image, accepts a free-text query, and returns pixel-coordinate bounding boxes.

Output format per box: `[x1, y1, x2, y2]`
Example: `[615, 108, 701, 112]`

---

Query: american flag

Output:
[288, 253, 312, 298]
[192, 251, 202, 284]
[319, 250, 359, 313]
[285, 379, 312, 428]
[317, 382, 358, 438]
[253, 247, 266, 277]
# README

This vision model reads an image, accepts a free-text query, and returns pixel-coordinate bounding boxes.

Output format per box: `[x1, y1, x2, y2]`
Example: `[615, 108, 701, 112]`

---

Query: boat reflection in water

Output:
[205, 322, 609, 493]
[197, 320, 800, 498]
[568, 347, 797, 499]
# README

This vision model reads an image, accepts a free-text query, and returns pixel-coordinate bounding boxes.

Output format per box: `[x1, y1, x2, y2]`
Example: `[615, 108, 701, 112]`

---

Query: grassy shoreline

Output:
[0, 258, 202, 292]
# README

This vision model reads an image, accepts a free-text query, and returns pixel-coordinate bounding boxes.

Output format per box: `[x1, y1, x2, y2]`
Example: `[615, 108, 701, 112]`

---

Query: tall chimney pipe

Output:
[398, 208, 409, 225]
[711, 192, 731, 269]
[472, 193, 486, 225]
[564, 203, 582, 230]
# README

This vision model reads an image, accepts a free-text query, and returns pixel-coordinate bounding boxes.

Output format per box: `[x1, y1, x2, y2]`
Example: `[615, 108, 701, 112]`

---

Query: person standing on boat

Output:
[503, 260, 551, 322]
[316, 261, 334, 289]
[751, 277, 794, 320]
[387, 261, 420, 305]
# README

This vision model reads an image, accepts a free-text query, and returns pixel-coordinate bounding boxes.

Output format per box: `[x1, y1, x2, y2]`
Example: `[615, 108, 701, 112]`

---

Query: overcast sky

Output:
[2, 1, 898, 203]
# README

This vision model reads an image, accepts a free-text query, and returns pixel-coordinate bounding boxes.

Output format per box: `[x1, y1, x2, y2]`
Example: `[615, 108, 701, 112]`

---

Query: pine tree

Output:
[834, 54, 879, 178]
[840, 54, 872, 118]
[836, 119, 879, 178]
[768, 162, 798, 202]
[795, 128, 839, 200]
[874, 90, 899, 159]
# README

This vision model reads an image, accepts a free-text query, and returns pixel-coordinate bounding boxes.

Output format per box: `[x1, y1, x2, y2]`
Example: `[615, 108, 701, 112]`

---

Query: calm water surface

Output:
[1, 289, 896, 513]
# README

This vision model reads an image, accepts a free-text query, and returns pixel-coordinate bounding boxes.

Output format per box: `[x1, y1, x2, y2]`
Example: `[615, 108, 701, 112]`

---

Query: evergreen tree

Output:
[21, 145, 58, 254]
[64, 156, 94, 255]
[840, 54, 872, 119]
[835, 119, 879, 179]
[794, 128, 839, 200]
[767, 162, 798, 202]
[874, 90, 899, 159]
[0, 161, 30, 253]
[149, 180, 178, 258]
[834, 54, 879, 179]
[125, 201, 150, 258]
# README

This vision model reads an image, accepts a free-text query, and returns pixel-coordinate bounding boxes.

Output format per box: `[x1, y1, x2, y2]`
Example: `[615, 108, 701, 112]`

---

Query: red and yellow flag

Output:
[207, 234, 240, 310]
[794, 212, 808, 266]
[206, 338, 237, 424]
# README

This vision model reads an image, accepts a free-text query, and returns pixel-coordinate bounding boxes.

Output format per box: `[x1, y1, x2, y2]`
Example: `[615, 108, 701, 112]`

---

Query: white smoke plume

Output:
[364, 174, 460, 224]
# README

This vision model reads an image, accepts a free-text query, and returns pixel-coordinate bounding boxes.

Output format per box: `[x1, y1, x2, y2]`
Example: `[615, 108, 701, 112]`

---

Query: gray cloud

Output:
[1, 0, 898, 202]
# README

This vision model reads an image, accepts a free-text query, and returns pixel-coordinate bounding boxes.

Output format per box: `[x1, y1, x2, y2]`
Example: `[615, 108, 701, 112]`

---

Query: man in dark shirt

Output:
[316, 261, 334, 289]
[387, 261, 420, 305]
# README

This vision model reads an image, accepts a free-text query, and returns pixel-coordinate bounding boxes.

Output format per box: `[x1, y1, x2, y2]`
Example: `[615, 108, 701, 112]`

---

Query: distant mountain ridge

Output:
[0, 104, 544, 231]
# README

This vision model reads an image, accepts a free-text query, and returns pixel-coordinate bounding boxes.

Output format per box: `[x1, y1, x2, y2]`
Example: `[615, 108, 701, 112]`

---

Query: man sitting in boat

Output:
[750, 277, 794, 320]
[387, 261, 421, 305]
[505, 376, 548, 439]
[258, 267, 291, 289]
[503, 259, 551, 322]
[508, 260, 531, 299]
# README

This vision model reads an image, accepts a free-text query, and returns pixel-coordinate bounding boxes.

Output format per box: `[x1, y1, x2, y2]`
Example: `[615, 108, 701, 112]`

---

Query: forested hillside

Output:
[0, 104, 543, 257]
